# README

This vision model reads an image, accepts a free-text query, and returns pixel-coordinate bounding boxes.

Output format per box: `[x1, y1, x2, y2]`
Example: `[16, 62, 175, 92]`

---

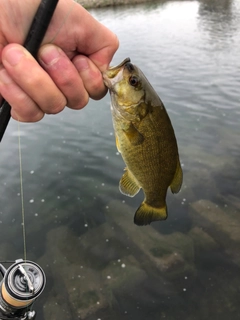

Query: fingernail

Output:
[39, 45, 61, 66]
[3, 47, 26, 66]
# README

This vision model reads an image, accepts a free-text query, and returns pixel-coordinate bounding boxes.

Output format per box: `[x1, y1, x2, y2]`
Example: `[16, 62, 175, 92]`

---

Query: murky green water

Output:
[0, 0, 240, 319]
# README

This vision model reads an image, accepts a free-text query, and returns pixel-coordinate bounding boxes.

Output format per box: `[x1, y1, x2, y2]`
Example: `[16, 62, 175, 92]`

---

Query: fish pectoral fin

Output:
[170, 158, 183, 194]
[123, 122, 144, 146]
[119, 169, 140, 197]
[134, 202, 168, 226]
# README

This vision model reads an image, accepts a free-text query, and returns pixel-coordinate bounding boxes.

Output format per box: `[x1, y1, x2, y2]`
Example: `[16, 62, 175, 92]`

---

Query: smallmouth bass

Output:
[103, 58, 183, 226]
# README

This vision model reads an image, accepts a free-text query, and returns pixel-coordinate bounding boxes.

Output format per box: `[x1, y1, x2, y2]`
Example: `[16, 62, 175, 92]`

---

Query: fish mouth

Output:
[102, 72, 117, 91]
[103, 65, 125, 90]
[102, 73, 112, 88]
[103, 57, 131, 87]
[107, 57, 131, 73]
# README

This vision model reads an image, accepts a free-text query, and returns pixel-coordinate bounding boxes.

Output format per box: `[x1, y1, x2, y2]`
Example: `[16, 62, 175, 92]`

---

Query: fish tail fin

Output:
[134, 202, 168, 226]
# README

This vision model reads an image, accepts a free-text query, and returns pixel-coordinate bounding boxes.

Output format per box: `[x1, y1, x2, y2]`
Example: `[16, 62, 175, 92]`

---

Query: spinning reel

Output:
[0, 260, 46, 320]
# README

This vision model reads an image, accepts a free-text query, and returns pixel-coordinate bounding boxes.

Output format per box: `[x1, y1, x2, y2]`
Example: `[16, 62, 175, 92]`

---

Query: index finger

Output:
[47, 3, 119, 71]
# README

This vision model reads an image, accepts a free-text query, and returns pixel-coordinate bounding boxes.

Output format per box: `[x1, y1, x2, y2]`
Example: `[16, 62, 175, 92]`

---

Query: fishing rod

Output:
[0, 0, 59, 142]
[0, 0, 58, 318]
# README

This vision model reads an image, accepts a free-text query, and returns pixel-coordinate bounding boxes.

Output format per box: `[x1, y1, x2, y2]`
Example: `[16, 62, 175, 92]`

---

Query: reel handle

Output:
[0, 259, 46, 320]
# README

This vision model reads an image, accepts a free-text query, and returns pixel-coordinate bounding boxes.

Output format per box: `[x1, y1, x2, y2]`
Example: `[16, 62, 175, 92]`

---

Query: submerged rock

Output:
[189, 199, 240, 266]
[220, 195, 240, 212]
[189, 199, 240, 243]
[101, 255, 147, 298]
[39, 199, 198, 319]
[105, 200, 195, 279]
[40, 226, 108, 319]
[37, 198, 240, 319]
[188, 227, 218, 253]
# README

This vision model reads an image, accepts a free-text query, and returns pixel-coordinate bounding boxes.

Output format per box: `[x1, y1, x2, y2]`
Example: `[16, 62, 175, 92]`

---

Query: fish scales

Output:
[103, 58, 183, 226]
[115, 103, 178, 202]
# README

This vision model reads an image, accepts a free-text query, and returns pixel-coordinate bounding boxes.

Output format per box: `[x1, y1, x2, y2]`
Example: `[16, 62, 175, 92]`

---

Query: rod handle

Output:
[0, 0, 59, 142]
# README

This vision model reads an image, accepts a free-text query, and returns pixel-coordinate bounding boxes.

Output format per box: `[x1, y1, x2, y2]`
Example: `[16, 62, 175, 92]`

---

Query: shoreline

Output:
[76, 0, 157, 9]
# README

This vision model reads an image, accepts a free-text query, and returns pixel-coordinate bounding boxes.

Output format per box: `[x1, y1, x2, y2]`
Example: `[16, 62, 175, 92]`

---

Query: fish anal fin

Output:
[170, 158, 183, 194]
[119, 169, 140, 197]
[134, 202, 168, 226]
[123, 122, 144, 146]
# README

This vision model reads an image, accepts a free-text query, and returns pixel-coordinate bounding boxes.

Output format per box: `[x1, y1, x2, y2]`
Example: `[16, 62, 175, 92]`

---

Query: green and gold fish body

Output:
[103, 58, 182, 226]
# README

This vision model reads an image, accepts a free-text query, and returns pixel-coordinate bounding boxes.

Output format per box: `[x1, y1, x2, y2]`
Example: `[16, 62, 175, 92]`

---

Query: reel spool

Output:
[0, 259, 46, 320]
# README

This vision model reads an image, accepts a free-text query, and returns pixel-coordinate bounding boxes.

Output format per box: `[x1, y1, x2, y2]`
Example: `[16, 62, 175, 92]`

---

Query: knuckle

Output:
[68, 93, 89, 110]
[12, 113, 44, 122]
[45, 96, 66, 114]
[11, 100, 45, 123]
[88, 78, 106, 100]
[90, 89, 107, 101]
[89, 72, 104, 91]
[21, 71, 41, 89]
[58, 77, 75, 90]
[112, 34, 119, 52]
[90, 79, 102, 92]
[19, 111, 44, 123]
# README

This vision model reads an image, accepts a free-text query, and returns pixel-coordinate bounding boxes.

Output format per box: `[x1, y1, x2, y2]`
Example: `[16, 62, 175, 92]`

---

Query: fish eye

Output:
[129, 76, 139, 87]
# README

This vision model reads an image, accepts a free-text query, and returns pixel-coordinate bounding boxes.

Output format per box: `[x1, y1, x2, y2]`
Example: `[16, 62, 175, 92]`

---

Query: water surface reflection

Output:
[0, 0, 240, 319]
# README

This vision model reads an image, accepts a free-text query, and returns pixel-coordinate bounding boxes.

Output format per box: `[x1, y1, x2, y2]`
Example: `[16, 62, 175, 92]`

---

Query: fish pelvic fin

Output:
[134, 202, 168, 226]
[170, 158, 183, 194]
[119, 169, 140, 197]
[115, 136, 121, 153]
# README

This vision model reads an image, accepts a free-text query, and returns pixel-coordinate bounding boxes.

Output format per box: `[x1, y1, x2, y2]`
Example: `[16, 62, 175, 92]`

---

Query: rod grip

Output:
[0, 0, 59, 142]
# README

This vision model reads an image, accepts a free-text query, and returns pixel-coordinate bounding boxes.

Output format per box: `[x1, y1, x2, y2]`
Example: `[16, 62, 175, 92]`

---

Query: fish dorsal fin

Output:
[134, 202, 168, 226]
[119, 169, 140, 197]
[123, 122, 144, 146]
[170, 158, 183, 194]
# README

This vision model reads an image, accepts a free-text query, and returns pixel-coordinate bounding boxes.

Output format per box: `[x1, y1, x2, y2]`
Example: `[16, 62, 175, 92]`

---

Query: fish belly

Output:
[115, 108, 179, 208]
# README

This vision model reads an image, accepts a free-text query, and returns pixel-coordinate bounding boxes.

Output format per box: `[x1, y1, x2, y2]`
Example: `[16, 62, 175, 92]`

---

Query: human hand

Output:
[0, 0, 119, 122]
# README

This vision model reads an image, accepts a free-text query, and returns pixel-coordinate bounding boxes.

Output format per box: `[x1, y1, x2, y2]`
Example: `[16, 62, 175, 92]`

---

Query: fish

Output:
[103, 58, 183, 226]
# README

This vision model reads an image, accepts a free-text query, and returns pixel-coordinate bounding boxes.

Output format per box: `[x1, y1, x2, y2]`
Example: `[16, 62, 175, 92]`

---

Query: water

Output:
[0, 0, 240, 319]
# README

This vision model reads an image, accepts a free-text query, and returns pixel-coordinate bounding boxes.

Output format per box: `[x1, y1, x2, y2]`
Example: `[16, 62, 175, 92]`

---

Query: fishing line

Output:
[49, 1, 76, 44]
[17, 120, 27, 262]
